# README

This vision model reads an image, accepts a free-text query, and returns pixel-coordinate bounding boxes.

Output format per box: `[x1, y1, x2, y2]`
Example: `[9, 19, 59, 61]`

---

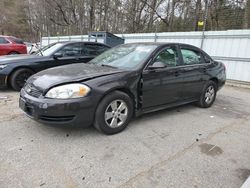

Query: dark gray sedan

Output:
[19, 43, 226, 134]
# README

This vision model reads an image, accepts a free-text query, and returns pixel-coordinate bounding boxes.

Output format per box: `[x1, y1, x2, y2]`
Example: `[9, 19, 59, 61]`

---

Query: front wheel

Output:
[10, 68, 34, 91]
[94, 91, 133, 134]
[197, 80, 217, 108]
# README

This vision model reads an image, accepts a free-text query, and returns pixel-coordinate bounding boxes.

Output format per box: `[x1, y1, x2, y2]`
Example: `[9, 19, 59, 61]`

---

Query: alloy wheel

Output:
[205, 85, 215, 104]
[104, 100, 128, 128]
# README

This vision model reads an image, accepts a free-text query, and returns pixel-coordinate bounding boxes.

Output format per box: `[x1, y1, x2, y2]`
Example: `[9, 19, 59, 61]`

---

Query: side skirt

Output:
[135, 99, 198, 117]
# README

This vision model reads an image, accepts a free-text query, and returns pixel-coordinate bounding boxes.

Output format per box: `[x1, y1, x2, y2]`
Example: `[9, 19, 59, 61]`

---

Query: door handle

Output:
[174, 71, 180, 77]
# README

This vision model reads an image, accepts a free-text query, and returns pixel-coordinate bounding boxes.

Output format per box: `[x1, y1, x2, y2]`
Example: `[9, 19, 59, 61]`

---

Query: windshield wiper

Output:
[100, 64, 116, 68]
[36, 48, 44, 56]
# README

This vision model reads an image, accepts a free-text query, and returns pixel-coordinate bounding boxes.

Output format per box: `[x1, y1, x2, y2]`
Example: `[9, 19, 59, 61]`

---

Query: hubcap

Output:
[105, 100, 128, 128]
[205, 85, 215, 104]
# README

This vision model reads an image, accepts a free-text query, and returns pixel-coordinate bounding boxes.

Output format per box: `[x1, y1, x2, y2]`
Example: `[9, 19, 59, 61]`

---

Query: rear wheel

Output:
[94, 91, 133, 134]
[197, 80, 217, 108]
[10, 68, 34, 91]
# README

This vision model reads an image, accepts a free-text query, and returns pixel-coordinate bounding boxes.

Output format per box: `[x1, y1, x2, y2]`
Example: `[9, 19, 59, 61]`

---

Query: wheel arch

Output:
[209, 77, 219, 89]
[97, 87, 137, 117]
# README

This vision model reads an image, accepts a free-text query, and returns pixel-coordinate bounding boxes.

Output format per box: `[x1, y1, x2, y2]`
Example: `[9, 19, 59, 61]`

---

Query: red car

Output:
[0, 36, 27, 55]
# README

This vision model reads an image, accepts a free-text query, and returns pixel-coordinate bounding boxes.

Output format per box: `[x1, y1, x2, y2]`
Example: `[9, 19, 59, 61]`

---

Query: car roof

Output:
[123, 42, 202, 50]
[123, 42, 196, 47]
[53, 41, 111, 47]
[0, 35, 18, 38]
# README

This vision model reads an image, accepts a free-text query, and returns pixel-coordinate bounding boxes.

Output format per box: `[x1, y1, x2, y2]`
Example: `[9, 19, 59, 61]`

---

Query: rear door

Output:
[142, 45, 183, 109]
[29, 43, 84, 72]
[178, 45, 207, 100]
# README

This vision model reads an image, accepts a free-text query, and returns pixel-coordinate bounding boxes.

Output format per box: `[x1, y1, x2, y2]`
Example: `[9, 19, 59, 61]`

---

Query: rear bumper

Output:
[19, 89, 96, 127]
[217, 71, 226, 91]
[218, 79, 226, 90]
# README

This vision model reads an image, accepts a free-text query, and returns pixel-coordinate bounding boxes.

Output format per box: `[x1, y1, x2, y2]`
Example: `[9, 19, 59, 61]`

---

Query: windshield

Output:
[35, 43, 64, 56]
[89, 44, 158, 70]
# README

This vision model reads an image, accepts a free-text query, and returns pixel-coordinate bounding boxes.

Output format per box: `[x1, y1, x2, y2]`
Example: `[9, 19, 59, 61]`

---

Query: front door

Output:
[142, 45, 183, 109]
[31, 43, 97, 73]
[52, 42, 85, 66]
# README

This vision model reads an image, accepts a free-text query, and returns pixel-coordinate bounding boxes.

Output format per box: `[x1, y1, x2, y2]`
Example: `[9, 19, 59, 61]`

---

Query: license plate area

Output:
[19, 98, 26, 111]
[20, 98, 34, 116]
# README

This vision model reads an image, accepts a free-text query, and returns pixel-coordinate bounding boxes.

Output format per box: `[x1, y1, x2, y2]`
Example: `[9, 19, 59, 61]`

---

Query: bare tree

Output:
[0, 0, 248, 41]
[243, 0, 250, 28]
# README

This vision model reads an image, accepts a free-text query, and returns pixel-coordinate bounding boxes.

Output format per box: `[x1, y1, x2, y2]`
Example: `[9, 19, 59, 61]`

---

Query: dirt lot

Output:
[0, 86, 250, 188]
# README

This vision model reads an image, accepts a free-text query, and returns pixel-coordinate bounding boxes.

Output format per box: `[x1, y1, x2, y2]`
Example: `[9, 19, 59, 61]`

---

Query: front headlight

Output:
[45, 83, 90, 99]
[0, 65, 7, 70]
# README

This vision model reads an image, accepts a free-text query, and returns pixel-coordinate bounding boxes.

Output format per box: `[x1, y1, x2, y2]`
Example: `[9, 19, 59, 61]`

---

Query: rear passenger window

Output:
[0, 37, 9, 44]
[203, 53, 212, 63]
[181, 49, 203, 65]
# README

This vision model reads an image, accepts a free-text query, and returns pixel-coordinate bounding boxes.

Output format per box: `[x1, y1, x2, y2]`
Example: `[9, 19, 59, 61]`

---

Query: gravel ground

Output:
[0, 86, 249, 188]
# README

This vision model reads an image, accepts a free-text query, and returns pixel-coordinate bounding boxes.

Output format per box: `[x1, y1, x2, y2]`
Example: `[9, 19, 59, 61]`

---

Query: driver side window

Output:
[153, 47, 178, 67]
[56, 43, 81, 57]
[0, 37, 9, 44]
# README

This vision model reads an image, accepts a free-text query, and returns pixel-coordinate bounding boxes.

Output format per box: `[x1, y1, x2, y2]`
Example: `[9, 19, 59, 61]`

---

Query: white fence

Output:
[41, 30, 250, 82]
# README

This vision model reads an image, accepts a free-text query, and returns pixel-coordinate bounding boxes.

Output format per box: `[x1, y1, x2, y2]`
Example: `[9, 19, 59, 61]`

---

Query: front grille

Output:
[24, 84, 42, 98]
[39, 115, 75, 122]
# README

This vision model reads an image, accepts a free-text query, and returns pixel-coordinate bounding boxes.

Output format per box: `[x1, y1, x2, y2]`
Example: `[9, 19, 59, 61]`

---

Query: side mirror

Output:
[53, 53, 63, 59]
[148, 61, 166, 70]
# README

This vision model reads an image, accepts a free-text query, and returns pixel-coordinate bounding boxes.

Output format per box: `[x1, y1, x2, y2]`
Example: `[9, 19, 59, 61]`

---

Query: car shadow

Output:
[0, 88, 17, 93]
[130, 103, 195, 125]
[36, 103, 197, 136]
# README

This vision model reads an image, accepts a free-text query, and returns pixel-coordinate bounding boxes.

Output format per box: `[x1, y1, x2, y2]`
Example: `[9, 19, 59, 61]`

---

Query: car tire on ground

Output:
[94, 91, 133, 135]
[10, 68, 34, 91]
[197, 80, 217, 108]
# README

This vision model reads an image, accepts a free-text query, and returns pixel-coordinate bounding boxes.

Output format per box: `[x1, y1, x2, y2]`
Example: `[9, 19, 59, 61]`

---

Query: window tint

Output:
[203, 53, 212, 63]
[56, 43, 81, 57]
[153, 46, 178, 67]
[83, 44, 109, 56]
[181, 48, 202, 65]
[0, 37, 9, 44]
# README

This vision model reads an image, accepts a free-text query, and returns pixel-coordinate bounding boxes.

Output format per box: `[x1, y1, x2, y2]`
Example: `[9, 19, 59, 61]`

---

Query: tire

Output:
[197, 80, 217, 108]
[94, 91, 133, 135]
[8, 52, 19, 55]
[10, 68, 34, 91]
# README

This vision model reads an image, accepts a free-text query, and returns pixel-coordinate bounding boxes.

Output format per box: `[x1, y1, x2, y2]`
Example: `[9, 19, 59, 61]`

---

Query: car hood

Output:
[0, 54, 44, 64]
[27, 63, 125, 91]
